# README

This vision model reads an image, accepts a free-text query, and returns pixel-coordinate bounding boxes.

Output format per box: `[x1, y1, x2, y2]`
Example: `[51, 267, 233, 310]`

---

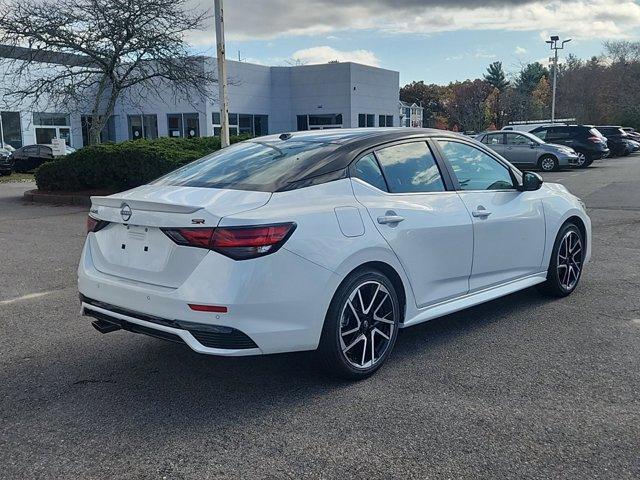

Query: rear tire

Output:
[538, 155, 559, 172]
[317, 268, 400, 380]
[537, 222, 585, 297]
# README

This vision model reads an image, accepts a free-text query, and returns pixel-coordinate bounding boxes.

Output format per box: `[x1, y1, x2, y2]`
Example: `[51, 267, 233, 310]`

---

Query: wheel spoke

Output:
[341, 326, 359, 337]
[372, 327, 390, 340]
[342, 334, 364, 354]
[370, 330, 376, 365]
[347, 300, 361, 324]
[363, 283, 381, 314]
[372, 291, 389, 316]
[361, 335, 368, 366]
[373, 312, 394, 325]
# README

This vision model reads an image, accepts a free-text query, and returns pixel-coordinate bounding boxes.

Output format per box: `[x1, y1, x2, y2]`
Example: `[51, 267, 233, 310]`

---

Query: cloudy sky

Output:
[190, 0, 640, 84]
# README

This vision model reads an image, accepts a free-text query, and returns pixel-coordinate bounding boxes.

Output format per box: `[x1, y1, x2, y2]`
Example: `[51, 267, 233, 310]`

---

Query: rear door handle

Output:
[377, 215, 405, 225]
[472, 206, 492, 218]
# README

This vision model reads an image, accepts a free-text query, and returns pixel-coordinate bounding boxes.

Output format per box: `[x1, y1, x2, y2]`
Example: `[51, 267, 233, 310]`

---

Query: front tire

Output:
[537, 222, 585, 297]
[538, 155, 559, 172]
[317, 268, 400, 380]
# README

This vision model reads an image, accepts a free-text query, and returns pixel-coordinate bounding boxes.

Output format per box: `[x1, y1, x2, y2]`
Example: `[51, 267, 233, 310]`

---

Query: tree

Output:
[0, 0, 215, 144]
[445, 79, 493, 132]
[399, 81, 447, 127]
[484, 61, 509, 92]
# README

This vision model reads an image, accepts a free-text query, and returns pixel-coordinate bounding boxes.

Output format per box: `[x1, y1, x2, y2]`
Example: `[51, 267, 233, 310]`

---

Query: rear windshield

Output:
[151, 140, 337, 192]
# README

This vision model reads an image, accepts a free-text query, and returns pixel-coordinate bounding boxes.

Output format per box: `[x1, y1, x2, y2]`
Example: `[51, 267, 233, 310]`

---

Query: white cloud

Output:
[291, 46, 380, 66]
[191, 0, 640, 42]
[515, 46, 527, 55]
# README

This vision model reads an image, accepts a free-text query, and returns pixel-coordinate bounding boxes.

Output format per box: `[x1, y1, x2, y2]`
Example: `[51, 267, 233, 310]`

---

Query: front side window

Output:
[375, 142, 445, 193]
[353, 153, 388, 191]
[506, 133, 532, 146]
[437, 140, 514, 191]
[484, 134, 504, 145]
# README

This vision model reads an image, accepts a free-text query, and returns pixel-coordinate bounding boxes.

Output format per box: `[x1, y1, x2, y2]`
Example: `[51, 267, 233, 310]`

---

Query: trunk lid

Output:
[88, 185, 271, 288]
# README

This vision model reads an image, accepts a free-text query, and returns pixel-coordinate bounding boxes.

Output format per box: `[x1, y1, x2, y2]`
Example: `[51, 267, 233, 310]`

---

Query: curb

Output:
[23, 189, 91, 207]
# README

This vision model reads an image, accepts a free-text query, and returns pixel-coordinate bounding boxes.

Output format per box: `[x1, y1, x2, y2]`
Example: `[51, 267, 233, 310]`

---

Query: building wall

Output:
[349, 63, 400, 127]
[0, 54, 400, 149]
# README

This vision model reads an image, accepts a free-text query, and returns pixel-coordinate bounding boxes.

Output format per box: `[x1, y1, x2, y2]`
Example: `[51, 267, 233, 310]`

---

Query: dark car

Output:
[11, 144, 55, 172]
[529, 125, 609, 168]
[0, 147, 14, 176]
[595, 126, 635, 157]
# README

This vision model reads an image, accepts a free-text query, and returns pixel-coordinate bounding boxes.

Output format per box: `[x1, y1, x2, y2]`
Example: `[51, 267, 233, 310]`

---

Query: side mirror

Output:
[519, 171, 543, 191]
[530, 141, 537, 148]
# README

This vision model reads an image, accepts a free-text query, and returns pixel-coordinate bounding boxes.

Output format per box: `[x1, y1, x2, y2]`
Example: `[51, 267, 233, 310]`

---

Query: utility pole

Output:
[546, 35, 571, 124]
[214, 0, 230, 147]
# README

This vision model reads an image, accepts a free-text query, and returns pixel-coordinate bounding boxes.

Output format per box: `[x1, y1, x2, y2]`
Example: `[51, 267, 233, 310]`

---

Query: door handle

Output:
[377, 214, 405, 225]
[472, 206, 492, 218]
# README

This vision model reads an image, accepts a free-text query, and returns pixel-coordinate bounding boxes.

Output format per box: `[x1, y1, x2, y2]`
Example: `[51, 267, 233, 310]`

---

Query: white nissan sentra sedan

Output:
[79, 128, 591, 379]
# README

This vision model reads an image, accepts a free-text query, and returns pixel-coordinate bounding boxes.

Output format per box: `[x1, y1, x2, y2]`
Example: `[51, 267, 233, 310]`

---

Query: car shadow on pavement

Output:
[2, 286, 555, 454]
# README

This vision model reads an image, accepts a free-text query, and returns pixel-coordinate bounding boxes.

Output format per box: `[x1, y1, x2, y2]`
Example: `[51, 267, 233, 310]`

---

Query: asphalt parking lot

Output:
[1, 157, 639, 479]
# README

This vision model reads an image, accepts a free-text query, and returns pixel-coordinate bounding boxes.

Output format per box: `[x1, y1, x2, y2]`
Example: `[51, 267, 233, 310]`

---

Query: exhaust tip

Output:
[91, 319, 121, 334]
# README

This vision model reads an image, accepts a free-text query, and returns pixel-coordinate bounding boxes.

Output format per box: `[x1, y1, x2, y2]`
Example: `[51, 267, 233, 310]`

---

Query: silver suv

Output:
[476, 131, 579, 171]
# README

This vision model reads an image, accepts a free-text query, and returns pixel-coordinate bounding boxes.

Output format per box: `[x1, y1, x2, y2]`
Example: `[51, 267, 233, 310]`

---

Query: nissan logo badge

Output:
[120, 203, 132, 222]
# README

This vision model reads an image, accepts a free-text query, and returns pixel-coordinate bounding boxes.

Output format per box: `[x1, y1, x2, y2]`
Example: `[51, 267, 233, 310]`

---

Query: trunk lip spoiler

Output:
[90, 196, 202, 214]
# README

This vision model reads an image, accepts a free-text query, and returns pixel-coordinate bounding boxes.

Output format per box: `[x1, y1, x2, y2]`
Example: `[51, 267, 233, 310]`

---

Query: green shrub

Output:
[35, 135, 249, 192]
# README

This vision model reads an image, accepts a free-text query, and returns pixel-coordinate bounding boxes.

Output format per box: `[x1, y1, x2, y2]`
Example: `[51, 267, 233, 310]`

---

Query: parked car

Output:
[0, 147, 14, 176]
[11, 144, 54, 172]
[476, 130, 579, 171]
[627, 139, 640, 153]
[595, 126, 634, 157]
[621, 127, 640, 142]
[529, 125, 609, 167]
[79, 128, 591, 379]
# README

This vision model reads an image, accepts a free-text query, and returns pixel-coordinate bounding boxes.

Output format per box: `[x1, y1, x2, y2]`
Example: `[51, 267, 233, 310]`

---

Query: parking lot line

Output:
[0, 290, 60, 305]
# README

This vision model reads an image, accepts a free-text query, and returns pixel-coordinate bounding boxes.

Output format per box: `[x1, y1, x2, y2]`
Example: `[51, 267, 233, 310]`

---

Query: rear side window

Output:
[152, 140, 337, 192]
[375, 142, 445, 193]
[354, 154, 388, 191]
[532, 128, 547, 141]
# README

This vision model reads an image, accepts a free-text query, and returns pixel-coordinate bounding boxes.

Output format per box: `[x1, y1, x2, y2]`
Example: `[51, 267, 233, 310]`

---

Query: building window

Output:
[379, 115, 394, 127]
[168, 113, 200, 138]
[33, 112, 71, 146]
[358, 114, 375, 127]
[0, 111, 23, 149]
[298, 114, 343, 131]
[213, 112, 268, 137]
[297, 115, 309, 131]
[81, 116, 117, 145]
[128, 114, 158, 140]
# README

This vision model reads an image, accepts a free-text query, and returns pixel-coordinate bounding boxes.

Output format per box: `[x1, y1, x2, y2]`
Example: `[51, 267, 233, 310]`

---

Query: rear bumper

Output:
[78, 238, 339, 356]
[81, 297, 262, 356]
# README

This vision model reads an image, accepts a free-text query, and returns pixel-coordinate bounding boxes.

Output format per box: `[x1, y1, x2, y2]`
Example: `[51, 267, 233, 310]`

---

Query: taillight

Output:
[86, 216, 110, 234]
[162, 228, 215, 248]
[161, 223, 296, 260]
[588, 136, 605, 143]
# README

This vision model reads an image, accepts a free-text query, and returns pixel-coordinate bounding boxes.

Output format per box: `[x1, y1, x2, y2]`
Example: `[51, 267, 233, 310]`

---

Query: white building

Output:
[0, 47, 401, 149]
[399, 101, 424, 128]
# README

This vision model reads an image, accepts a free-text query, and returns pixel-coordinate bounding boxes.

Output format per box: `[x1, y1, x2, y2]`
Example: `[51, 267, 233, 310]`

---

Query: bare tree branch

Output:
[0, 0, 216, 144]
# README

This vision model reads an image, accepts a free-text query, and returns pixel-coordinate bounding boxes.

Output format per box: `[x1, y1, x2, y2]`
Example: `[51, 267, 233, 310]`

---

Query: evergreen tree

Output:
[484, 61, 510, 92]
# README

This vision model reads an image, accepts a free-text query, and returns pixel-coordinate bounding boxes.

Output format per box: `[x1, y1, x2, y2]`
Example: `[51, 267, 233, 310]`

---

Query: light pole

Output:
[214, 0, 230, 147]
[546, 35, 571, 124]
